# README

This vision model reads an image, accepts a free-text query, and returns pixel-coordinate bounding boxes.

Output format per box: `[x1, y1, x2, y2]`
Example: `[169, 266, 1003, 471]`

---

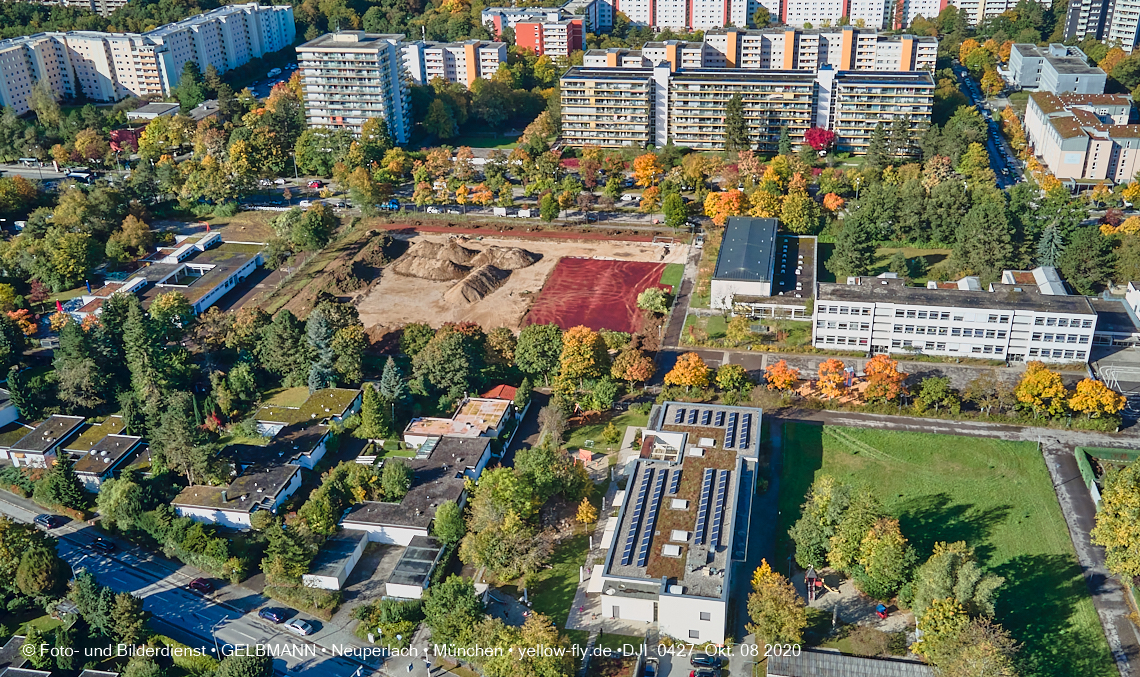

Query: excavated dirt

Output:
[444, 265, 511, 304]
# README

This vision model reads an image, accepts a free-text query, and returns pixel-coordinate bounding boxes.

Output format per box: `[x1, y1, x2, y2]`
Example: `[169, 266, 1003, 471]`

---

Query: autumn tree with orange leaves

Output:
[704, 190, 747, 226]
[863, 354, 907, 403]
[817, 359, 846, 400]
[1015, 360, 1068, 418]
[633, 153, 664, 188]
[765, 360, 800, 391]
[822, 193, 845, 212]
[665, 352, 711, 390]
[1069, 378, 1126, 419]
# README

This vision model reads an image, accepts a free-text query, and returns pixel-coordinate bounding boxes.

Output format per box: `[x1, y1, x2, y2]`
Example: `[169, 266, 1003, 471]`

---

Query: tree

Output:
[723, 94, 750, 151]
[663, 192, 687, 230]
[632, 153, 664, 188]
[752, 5, 771, 25]
[827, 218, 877, 278]
[780, 175, 820, 234]
[307, 310, 337, 393]
[932, 618, 1021, 677]
[540, 192, 559, 221]
[517, 324, 563, 385]
[817, 358, 846, 399]
[424, 99, 457, 139]
[175, 61, 206, 111]
[112, 592, 148, 644]
[889, 114, 912, 159]
[36, 452, 85, 510]
[611, 348, 655, 387]
[216, 653, 273, 677]
[765, 360, 800, 391]
[778, 126, 792, 156]
[788, 476, 852, 567]
[357, 384, 392, 440]
[664, 352, 711, 390]
[828, 490, 885, 573]
[716, 363, 751, 392]
[854, 517, 916, 600]
[16, 544, 69, 597]
[913, 376, 960, 414]
[261, 522, 314, 584]
[1036, 224, 1064, 267]
[153, 391, 210, 485]
[1014, 360, 1068, 418]
[746, 559, 807, 643]
[1069, 378, 1125, 419]
[911, 541, 1005, 621]
[379, 357, 409, 405]
[636, 287, 669, 314]
[559, 325, 607, 384]
[866, 122, 889, 170]
[804, 127, 836, 152]
[1092, 463, 1140, 578]
[381, 460, 413, 501]
[432, 500, 465, 544]
[576, 497, 598, 527]
[424, 575, 484, 646]
[1059, 226, 1114, 294]
[955, 193, 1013, 282]
[123, 656, 164, 677]
[96, 476, 145, 532]
[863, 354, 906, 403]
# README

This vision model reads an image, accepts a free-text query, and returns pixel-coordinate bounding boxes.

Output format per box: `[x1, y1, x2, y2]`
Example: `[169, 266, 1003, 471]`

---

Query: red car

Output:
[307, 180, 323, 189]
[188, 578, 214, 594]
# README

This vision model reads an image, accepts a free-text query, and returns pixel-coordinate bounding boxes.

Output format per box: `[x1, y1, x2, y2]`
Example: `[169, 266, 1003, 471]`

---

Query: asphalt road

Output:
[952, 65, 1024, 189]
[0, 492, 380, 677]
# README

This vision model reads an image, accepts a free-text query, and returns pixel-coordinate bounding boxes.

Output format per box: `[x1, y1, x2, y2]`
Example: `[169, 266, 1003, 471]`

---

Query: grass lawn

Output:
[1008, 91, 1029, 115]
[262, 387, 310, 408]
[778, 423, 1115, 677]
[446, 135, 518, 149]
[565, 410, 650, 453]
[205, 209, 278, 242]
[519, 534, 587, 629]
[871, 247, 952, 285]
[659, 263, 684, 291]
[48, 285, 87, 303]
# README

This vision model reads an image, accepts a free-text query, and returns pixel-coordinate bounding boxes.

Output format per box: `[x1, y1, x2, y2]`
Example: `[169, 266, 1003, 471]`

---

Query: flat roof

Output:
[256, 388, 360, 425]
[404, 417, 483, 438]
[1091, 298, 1140, 334]
[65, 416, 127, 453]
[10, 415, 85, 453]
[713, 217, 778, 282]
[452, 398, 511, 432]
[298, 31, 405, 50]
[173, 464, 300, 513]
[224, 422, 329, 469]
[770, 235, 816, 299]
[388, 535, 445, 589]
[73, 435, 142, 476]
[819, 279, 1098, 314]
[767, 650, 933, 677]
[308, 531, 367, 577]
[342, 436, 491, 530]
[129, 102, 179, 115]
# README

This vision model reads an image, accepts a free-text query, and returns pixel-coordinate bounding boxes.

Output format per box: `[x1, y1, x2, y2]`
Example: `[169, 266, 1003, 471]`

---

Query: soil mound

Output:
[444, 265, 510, 304]
[390, 256, 471, 281]
[469, 245, 541, 270]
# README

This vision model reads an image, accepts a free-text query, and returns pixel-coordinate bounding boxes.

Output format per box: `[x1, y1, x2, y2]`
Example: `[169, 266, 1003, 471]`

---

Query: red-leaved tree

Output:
[804, 127, 836, 152]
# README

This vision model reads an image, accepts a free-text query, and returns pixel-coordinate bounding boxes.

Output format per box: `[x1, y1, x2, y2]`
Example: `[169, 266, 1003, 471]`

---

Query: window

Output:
[1032, 332, 1042, 341]
[917, 310, 928, 319]
[1043, 334, 1054, 342]
[816, 320, 824, 328]
[997, 331, 1007, 339]
[1064, 350, 1075, 359]
[839, 306, 849, 314]
[689, 630, 700, 639]
[891, 339, 901, 347]
[1082, 319, 1094, 328]
[988, 314, 998, 323]
[903, 340, 913, 347]
[837, 323, 848, 330]
[861, 323, 870, 330]
[826, 336, 835, 343]
[893, 324, 903, 332]
[895, 309, 905, 317]
[700, 612, 712, 621]
[915, 327, 925, 335]
[951, 328, 961, 336]
[936, 342, 946, 350]
[999, 315, 1009, 323]
[1066, 334, 1078, 343]
[972, 346, 982, 353]
[983, 345, 993, 353]
[1083, 335, 1091, 343]
[1046, 317, 1057, 326]
[905, 326, 915, 333]
[995, 346, 1004, 354]
[1035, 317, 1044, 326]
[925, 341, 935, 349]
[906, 310, 916, 318]
[1077, 351, 1087, 359]
[1057, 318, 1068, 327]
[859, 338, 869, 345]
[941, 312, 951, 320]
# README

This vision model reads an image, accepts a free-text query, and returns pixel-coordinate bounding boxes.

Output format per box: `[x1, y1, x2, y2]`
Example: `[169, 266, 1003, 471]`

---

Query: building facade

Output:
[560, 64, 933, 152]
[812, 271, 1098, 363]
[0, 4, 294, 114]
[954, 0, 1049, 26]
[298, 31, 413, 144]
[402, 40, 506, 86]
[515, 17, 582, 58]
[1009, 44, 1106, 94]
[1023, 91, 1140, 184]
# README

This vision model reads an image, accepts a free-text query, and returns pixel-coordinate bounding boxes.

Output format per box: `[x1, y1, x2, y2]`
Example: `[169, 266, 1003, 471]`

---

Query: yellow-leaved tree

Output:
[746, 559, 807, 644]
[1014, 360, 1068, 418]
[817, 358, 846, 400]
[1068, 378, 1125, 418]
[1091, 463, 1140, 578]
[664, 352, 710, 390]
[765, 359, 800, 391]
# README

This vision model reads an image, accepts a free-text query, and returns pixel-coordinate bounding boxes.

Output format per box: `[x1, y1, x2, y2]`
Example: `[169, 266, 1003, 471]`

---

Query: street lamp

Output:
[211, 615, 229, 656]
[30, 145, 43, 182]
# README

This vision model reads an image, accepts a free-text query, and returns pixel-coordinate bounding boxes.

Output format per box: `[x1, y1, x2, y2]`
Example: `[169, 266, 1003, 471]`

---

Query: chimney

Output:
[221, 490, 228, 502]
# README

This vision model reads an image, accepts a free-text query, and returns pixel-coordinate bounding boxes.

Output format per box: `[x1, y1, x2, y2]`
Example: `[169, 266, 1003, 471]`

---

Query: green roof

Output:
[255, 388, 361, 425]
[65, 416, 127, 453]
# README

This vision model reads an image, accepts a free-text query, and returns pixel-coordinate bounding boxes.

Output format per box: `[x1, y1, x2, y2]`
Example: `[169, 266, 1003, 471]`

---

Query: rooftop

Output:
[452, 398, 511, 433]
[819, 278, 1097, 314]
[137, 243, 260, 304]
[342, 436, 492, 530]
[224, 422, 330, 469]
[9, 415, 85, 453]
[308, 531, 367, 578]
[1091, 298, 1140, 334]
[73, 435, 143, 477]
[0, 635, 26, 670]
[771, 235, 816, 298]
[388, 535, 446, 589]
[767, 650, 933, 677]
[173, 464, 300, 514]
[65, 416, 127, 453]
[403, 417, 483, 438]
[298, 31, 405, 51]
[713, 217, 778, 282]
[126, 102, 179, 117]
[482, 384, 518, 401]
[256, 388, 360, 425]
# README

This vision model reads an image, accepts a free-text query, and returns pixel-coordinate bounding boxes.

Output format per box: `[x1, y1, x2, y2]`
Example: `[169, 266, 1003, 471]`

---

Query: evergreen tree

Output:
[866, 122, 889, 171]
[123, 299, 165, 429]
[827, 217, 878, 278]
[258, 310, 309, 386]
[306, 310, 336, 393]
[955, 193, 1013, 282]
[36, 452, 85, 510]
[54, 626, 77, 671]
[778, 125, 792, 156]
[889, 114, 911, 159]
[1036, 224, 1064, 267]
[175, 61, 205, 111]
[357, 384, 392, 440]
[1059, 226, 1115, 294]
[514, 377, 532, 410]
[111, 592, 148, 645]
[6, 365, 36, 420]
[153, 391, 210, 485]
[379, 357, 409, 404]
[724, 94, 750, 152]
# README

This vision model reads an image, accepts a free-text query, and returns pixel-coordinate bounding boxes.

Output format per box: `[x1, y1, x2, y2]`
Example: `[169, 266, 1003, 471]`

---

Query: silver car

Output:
[284, 618, 314, 636]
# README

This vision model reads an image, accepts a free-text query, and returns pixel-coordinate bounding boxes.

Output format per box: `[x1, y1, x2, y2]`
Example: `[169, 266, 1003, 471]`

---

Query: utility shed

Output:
[710, 217, 777, 309]
[302, 531, 368, 590]
[386, 535, 446, 599]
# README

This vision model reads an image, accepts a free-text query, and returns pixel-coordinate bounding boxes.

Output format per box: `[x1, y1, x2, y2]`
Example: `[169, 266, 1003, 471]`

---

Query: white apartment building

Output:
[298, 31, 413, 144]
[783, 0, 888, 30]
[560, 64, 933, 152]
[0, 4, 294, 114]
[812, 271, 1098, 363]
[1023, 91, 1140, 184]
[402, 40, 506, 86]
[1062, 0, 1140, 50]
[56, 0, 130, 18]
[1009, 44, 1106, 94]
[954, 0, 1049, 26]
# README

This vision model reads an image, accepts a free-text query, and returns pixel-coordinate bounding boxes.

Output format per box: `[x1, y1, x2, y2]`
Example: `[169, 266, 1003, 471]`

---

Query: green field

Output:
[565, 410, 650, 453]
[659, 263, 684, 291]
[443, 135, 518, 149]
[778, 423, 1114, 677]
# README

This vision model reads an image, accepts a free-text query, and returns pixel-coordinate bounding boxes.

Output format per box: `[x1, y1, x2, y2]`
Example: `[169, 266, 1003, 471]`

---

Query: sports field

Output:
[523, 257, 667, 333]
[779, 423, 1115, 677]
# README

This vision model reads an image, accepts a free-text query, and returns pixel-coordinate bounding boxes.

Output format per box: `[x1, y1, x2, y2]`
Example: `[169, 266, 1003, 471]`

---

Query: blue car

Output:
[258, 608, 285, 624]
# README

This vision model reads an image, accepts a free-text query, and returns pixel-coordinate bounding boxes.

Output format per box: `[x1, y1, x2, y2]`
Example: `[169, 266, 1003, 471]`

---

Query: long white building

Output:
[402, 40, 507, 86]
[1064, 0, 1140, 50]
[0, 3, 294, 115]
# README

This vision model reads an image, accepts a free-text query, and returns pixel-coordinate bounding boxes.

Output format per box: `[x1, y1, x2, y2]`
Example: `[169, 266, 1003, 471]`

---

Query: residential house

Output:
[0, 415, 85, 468]
[172, 464, 302, 528]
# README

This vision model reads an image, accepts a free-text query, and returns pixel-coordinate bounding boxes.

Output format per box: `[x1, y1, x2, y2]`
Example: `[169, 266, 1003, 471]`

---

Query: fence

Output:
[1074, 446, 1140, 508]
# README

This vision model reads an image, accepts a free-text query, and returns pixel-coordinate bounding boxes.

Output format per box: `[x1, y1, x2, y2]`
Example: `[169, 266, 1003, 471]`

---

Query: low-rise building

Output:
[173, 464, 303, 528]
[588, 402, 760, 645]
[710, 217, 815, 319]
[403, 397, 515, 447]
[340, 436, 493, 544]
[385, 535, 447, 599]
[1023, 91, 1140, 184]
[73, 436, 145, 492]
[0, 389, 18, 428]
[302, 531, 368, 590]
[126, 102, 180, 120]
[0, 415, 85, 468]
[1009, 44, 1106, 94]
[402, 40, 506, 86]
[812, 270, 1098, 363]
[767, 650, 933, 677]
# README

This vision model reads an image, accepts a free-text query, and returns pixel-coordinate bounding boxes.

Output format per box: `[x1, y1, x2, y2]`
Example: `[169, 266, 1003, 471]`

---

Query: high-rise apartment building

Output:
[953, 0, 1049, 26]
[402, 40, 507, 86]
[1023, 91, 1140, 184]
[515, 17, 583, 58]
[56, 0, 130, 18]
[559, 64, 933, 152]
[0, 3, 294, 115]
[297, 31, 412, 144]
[1064, 0, 1140, 50]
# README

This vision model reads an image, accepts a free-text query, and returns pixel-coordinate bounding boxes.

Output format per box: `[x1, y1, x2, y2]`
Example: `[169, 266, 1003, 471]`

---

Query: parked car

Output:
[267, 67, 282, 78]
[258, 608, 286, 624]
[690, 655, 723, 669]
[187, 578, 213, 594]
[285, 63, 297, 70]
[427, 206, 441, 214]
[378, 199, 400, 211]
[620, 194, 637, 201]
[691, 670, 719, 677]
[307, 180, 323, 189]
[274, 178, 286, 185]
[34, 514, 61, 530]
[284, 618, 314, 636]
[299, 200, 313, 208]
[643, 658, 658, 677]
[89, 538, 115, 554]
[259, 179, 273, 187]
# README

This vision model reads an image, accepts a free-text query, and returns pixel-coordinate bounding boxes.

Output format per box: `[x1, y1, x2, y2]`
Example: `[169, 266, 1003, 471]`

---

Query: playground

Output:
[779, 423, 1115, 677]
[522, 257, 670, 334]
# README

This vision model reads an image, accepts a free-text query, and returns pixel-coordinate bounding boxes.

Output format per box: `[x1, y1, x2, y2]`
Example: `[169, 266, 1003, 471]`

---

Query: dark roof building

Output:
[386, 535, 446, 599]
[0, 415, 85, 468]
[713, 217, 777, 283]
[767, 650, 933, 677]
[173, 464, 302, 529]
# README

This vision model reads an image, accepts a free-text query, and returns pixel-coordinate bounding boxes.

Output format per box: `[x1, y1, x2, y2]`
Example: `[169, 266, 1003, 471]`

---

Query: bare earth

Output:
[356, 233, 687, 331]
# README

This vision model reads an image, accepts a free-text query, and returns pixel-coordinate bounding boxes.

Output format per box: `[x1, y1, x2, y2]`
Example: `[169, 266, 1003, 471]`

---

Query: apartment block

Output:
[56, 0, 130, 18]
[402, 40, 506, 86]
[953, 0, 1049, 26]
[1062, 0, 1140, 50]
[298, 31, 413, 144]
[1024, 91, 1140, 184]
[563, 0, 616, 31]
[1009, 44, 1106, 94]
[783, 0, 890, 30]
[0, 4, 294, 114]
[514, 17, 583, 58]
[560, 64, 933, 152]
[813, 270, 1098, 363]
[588, 402, 761, 645]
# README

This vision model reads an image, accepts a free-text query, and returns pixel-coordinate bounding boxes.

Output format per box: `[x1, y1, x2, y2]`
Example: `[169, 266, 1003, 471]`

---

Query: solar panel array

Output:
[700, 409, 711, 425]
[724, 412, 739, 449]
[620, 467, 654, 566]
[709, 470, 730, 548]
[693, 468, 715, 545]
[673, 408, 685, 424]
[636, 468, 668, 566]
[688, 409, 698, 424]
[668, 468, 682, 494]
[714, 411, 725, 427]
[739, 413, 753, 449]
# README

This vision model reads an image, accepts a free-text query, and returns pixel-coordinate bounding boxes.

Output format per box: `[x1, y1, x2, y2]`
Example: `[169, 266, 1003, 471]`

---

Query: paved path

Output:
[774, 409, 1140, 677]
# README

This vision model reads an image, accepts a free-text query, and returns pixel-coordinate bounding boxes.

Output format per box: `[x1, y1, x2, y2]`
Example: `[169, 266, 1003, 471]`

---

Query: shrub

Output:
[263, 585, 342, 620]
[153, 635, 219, 676]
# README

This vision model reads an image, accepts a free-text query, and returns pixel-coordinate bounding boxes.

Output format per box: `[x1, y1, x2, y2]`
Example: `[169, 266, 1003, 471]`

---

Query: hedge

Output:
[263, 585, 342, 620]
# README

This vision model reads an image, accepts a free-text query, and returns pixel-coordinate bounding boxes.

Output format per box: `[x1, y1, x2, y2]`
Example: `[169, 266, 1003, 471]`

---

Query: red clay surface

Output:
[375, 222, 659, 242]
[523, 257, 667, 333]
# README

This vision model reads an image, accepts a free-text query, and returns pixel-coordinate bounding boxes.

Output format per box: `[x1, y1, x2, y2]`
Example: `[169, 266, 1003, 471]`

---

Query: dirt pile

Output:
[390, 256, 470, 281]
[444, 265, 510, 304]
[469, 245, 541, 270]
